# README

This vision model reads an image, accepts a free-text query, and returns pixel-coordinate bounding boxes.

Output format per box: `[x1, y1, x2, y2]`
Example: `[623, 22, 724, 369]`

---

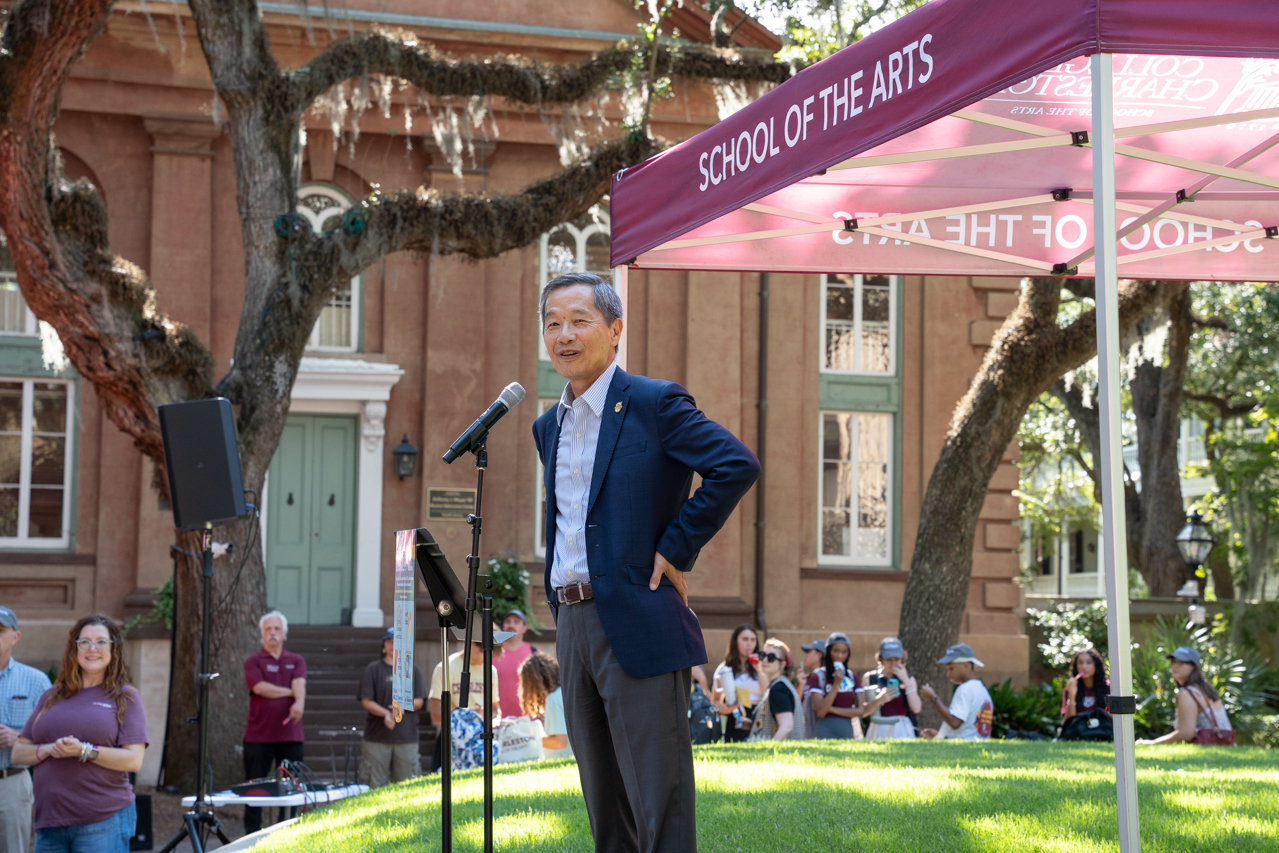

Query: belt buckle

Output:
[563, 581, 586, 605]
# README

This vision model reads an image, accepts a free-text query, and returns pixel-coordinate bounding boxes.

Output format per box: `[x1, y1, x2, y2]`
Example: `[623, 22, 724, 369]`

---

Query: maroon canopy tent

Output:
[607, 2, 1279, 848]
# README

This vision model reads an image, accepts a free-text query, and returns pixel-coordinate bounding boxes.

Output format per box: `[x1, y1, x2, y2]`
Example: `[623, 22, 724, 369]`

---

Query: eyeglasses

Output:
[75, 639, 112, 651]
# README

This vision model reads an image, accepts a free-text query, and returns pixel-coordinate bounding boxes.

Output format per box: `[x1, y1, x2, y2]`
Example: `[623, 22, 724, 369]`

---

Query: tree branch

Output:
[288, 33, 794, 116]
[1191, 314, 1230, 331]
[328, 134, 662, 275]
[1183, 391, 1258, 420]
[0, 0, 213, 468]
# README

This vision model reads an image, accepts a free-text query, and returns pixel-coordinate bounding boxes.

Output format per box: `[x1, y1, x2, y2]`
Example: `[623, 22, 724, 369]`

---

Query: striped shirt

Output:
[550, 360, 618, 590]
[0, 658, 52, 768]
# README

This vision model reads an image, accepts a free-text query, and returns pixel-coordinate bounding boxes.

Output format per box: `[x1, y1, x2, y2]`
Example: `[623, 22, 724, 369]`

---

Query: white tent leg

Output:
[1091, 51, 1141, 853]
[612, 265, 629, 370]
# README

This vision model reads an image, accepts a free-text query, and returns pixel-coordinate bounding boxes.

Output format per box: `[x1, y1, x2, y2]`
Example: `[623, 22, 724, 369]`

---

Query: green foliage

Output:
[988, 678, 1063, 738]
[483, 556, 546, 633]
[1015, 393, 1102, 582]
[1026, 601, 1109, 669]
[1131, 615, 1279, 740]
[770, 1, 927, 63]
[257, 741, 1279, 853]
[119, 576, 175, 638]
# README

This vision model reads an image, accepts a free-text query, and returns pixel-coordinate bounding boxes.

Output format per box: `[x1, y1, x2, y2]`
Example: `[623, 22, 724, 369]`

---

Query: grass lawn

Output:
[256, 742, 1278, 852]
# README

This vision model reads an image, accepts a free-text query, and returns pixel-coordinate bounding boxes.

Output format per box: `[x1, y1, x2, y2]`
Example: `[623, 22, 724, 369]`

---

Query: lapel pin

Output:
[614, 402, 623, 413]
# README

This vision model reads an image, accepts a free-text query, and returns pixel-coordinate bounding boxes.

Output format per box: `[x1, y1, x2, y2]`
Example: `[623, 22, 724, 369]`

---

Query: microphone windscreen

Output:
[499, 382, 526, 409]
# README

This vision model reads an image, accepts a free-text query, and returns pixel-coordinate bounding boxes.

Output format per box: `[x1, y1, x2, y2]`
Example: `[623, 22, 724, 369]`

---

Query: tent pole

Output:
[613, 265, 629, 370]
[1090, 51, 1141, 853]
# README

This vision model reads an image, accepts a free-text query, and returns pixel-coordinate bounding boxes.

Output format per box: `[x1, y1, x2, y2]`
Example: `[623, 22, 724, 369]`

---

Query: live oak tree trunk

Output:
[1052, 285, 1194, 597]
[899, 278, 1176, 718]
[0, 0, 791, 789]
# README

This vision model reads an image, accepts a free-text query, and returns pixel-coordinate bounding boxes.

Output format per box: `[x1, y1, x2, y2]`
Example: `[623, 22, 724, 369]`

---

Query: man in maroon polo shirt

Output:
[242, 610, 306, 835]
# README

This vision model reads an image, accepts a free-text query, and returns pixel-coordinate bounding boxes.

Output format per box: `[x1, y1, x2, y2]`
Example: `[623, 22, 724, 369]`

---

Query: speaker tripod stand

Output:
[158, 526, 231, 853]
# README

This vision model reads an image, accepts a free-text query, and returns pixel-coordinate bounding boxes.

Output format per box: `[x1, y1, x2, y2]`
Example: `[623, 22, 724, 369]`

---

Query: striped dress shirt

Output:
[0, 658, 52, 768]
[550, 360, 619, 591]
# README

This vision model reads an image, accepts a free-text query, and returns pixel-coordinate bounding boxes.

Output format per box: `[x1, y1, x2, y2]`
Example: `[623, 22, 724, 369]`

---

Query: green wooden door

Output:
[265, 415, 357, 625]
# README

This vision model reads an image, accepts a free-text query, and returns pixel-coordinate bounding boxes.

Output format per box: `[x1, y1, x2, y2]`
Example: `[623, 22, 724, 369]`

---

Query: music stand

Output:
[411, 528, 513, 853]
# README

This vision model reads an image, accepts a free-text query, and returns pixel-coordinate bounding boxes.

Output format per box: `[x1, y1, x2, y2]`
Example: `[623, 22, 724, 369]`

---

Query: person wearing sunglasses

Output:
[748, 640, 805, 741]
[12, 615, 147, 853]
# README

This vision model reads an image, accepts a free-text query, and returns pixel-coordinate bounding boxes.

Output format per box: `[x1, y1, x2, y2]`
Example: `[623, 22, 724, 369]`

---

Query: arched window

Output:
[0, 233, 37, 336]
[536, 206, 611, 361]
[298, 184, 360, 352]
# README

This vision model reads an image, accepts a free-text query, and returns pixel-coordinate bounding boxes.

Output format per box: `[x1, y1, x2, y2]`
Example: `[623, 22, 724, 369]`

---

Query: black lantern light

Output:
[393, 434, 419, 480]
[1175, 511, 1214, 577]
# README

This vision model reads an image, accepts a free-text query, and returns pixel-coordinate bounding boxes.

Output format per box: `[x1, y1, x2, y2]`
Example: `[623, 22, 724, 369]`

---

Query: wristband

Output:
[78, 741, 91, 763]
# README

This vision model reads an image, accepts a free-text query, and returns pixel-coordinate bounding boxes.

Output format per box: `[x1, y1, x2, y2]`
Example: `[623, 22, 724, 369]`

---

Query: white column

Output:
[352, 401, 388, 627]
[1092, 52, 1142, 853]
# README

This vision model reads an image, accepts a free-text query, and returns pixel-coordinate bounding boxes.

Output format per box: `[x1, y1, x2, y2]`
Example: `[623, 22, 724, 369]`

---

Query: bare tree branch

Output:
[1183, 391, 1258, 420]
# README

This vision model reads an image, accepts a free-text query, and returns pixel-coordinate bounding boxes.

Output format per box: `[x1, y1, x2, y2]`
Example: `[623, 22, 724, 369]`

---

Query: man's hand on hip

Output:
[649, 552, 689, 606]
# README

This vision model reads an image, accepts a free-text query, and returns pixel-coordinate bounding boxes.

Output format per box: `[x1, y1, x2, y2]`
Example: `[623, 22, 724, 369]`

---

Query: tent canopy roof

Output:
[610, 0, 1279, 279]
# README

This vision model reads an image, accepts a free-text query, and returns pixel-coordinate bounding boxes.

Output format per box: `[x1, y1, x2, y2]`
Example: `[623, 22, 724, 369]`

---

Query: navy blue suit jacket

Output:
[533, 367, 760, 679]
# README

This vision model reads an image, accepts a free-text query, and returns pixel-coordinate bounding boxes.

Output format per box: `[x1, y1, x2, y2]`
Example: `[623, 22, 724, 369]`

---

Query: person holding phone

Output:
[862, 637, 922, 739]
[712, 624, 766, 743]
[805, 632, 864, 739]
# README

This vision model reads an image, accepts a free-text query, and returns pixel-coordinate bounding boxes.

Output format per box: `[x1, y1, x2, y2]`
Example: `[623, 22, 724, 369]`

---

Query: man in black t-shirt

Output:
[357, 628, 426, 787]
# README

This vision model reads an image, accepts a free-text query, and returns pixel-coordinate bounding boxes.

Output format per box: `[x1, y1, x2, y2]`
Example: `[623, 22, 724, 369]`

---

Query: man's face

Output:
[945, 661, 974, 684]
[0, 626, 18, 663]
[502, 614, 527, 641]
[542, 285, 622, 387]
[261, 618, 286, 651]
[382, 638, 394, 659]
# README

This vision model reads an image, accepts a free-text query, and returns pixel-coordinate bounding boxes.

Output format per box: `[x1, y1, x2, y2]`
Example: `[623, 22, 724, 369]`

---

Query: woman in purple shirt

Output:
[13, 615, 147, 853]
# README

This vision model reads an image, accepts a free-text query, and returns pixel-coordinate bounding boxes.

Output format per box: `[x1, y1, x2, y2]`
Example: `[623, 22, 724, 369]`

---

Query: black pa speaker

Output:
[158, 398, 246, 530]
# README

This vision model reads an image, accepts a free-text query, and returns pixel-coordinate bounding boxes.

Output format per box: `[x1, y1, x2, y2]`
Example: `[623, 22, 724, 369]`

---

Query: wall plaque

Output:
[427, 488, 477, 521]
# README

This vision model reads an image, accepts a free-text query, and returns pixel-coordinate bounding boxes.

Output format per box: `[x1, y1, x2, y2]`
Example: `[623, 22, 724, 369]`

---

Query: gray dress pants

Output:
[557, 600, 696, 853]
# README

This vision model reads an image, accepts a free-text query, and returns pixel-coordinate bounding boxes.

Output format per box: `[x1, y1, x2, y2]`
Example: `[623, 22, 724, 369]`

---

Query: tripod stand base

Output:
[156, 809, 232, 853]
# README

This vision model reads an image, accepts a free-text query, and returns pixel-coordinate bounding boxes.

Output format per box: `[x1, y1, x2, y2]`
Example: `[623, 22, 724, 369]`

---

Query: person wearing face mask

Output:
[12, 615, 147, 853]
[862, 637, 922, 740]
[748, 640, 804, 741]
[805, 632, 864, 739]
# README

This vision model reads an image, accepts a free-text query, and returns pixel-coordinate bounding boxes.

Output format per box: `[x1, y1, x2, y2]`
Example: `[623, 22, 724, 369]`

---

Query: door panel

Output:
[266, 421, 310, 625]
[265, 415, 357, 625]
[309, 418, 356, 624]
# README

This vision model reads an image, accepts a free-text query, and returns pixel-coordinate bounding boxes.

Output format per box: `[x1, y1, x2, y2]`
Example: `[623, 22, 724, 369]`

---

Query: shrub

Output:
[1026, 601, 1108, 669]
[1132, 616, 1279, 740]
[483, 555, 547, 633]
[989, 678, 1063, 738]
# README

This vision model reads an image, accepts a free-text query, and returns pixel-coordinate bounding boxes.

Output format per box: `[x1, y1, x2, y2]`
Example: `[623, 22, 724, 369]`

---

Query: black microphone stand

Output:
[158, 525, 231, 853]
[455, 435, 496, 853]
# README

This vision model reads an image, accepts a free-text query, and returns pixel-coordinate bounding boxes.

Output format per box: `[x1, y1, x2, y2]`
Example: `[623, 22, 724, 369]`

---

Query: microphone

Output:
[442, 382, 526, 463]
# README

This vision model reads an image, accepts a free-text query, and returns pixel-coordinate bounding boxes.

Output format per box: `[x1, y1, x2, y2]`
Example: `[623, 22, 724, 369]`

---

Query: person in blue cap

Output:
[356, 627, 425, 787]
[1135, 646, 1233, 745]
[919, 643, 993, 740]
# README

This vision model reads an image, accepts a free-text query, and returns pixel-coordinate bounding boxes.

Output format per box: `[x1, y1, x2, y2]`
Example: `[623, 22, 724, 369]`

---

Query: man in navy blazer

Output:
[534, 272, 759, 852]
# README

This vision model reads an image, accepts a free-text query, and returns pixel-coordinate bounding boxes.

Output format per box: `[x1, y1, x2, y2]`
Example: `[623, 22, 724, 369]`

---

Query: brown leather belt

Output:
[555, 582, 594, 605]
[0, 767, 28, 779]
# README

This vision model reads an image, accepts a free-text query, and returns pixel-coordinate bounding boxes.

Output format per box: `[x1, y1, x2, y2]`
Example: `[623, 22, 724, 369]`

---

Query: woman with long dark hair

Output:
[805, 632, 864, 739]
[712, 624, 766, 743]
[12, 614, 147, 852]
[1136, 646, 1234, 745]
[1062, 648, 1111, 721]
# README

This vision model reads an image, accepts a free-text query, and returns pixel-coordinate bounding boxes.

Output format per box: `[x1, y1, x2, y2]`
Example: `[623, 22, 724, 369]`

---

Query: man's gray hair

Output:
[539, 272, 624, 327]
[259, 610, 288, 637]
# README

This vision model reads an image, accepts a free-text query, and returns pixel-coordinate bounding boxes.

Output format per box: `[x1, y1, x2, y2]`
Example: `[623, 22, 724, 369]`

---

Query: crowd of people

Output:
[0, 601, 1238, 852]
[702, 625, 993, 742]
